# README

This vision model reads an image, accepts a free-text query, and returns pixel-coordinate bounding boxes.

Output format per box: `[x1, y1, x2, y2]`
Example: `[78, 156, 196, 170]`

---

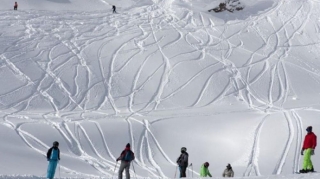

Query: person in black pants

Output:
[112, 5, 117, 13]
[14, 2, 18, 10]
[176, 147, 189, 178]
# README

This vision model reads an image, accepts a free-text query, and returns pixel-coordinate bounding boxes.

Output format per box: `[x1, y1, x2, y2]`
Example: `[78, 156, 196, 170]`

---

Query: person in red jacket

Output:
[300, 126, 317, 173]
[14, 2, 18, 10]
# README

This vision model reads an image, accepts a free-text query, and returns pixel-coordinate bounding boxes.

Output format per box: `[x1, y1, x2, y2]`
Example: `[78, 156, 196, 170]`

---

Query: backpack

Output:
[50, 148, 59, 160]
[123, 150, 133, 161]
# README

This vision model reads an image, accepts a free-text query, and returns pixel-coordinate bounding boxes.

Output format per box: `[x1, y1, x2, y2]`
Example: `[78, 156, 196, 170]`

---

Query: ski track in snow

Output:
[243, 115, 269, 177]
[1, 0, 320, 177]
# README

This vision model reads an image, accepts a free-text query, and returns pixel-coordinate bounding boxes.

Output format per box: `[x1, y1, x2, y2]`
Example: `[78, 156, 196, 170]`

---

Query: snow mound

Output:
[172, 0, 276, 21]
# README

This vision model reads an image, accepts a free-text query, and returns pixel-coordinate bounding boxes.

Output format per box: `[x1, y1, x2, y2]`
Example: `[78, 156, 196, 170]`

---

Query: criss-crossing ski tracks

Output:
[0, 0, 320, 177]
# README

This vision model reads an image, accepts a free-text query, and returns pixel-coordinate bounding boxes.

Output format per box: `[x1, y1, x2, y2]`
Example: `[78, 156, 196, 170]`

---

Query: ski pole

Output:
[59, 161, 61, 179]
[191, 163, 193, 178]
[188, 163, 193, 178]
[132, 161, 137, 179]
[112, 161, 118, 179]
[174, 166, 178, 178]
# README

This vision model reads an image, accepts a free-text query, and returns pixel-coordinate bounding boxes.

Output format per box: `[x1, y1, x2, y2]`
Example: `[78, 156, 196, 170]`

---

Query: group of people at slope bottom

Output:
[177, 147, 234, 178]
[45, 126, 316, 179]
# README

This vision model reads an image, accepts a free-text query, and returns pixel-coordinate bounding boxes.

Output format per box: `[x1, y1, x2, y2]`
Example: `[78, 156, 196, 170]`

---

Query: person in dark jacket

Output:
[222, 163, 234, 177]
[176, 147, 189, 178]
[300, 126, 317, 173]
[117, 143, 135, 179]
[112, 5, 117, 13]
[14, 2, 18, 10]
[47, 141, 60, 179]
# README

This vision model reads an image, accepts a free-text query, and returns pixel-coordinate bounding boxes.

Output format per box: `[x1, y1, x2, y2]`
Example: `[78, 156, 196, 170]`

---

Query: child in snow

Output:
[14, 2, 18, 10]
[222, 163, 234, 177]
[117, 143, 135, 179]
[300, 126, 317, 173]
[47, 141, 60, 179]
[176, 147, 189, 178]
[200, 162, 212, 177]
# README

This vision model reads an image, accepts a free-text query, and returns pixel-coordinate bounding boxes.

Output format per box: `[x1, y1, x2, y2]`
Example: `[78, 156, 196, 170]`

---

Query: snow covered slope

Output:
[0, 0, 320, 178]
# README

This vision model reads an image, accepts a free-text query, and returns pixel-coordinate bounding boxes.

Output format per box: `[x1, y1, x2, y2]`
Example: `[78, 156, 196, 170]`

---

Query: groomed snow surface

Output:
[1, 0, 320, 178]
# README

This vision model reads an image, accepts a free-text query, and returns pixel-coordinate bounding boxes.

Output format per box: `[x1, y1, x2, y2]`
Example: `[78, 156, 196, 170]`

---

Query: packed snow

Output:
[0, 0, 320, 178]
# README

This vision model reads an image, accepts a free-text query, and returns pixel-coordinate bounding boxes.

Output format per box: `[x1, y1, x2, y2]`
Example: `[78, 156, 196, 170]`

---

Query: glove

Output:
[311, 149, 315, 155]
[301, 149, 304, 155]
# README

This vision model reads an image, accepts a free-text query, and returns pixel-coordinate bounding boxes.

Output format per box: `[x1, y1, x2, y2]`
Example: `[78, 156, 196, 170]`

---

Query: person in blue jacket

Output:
[47, 141, 60, 179]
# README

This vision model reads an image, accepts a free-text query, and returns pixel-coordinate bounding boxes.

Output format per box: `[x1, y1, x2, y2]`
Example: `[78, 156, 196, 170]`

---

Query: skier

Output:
[112, 5, 117, 13]
[14, 2, 18, 10]
[176, 147, 189, 178]
[300, 126, 317, 173]
[222, 163, 234, 177]
[200, 162, 212, 177]
[117, 143, 135, 179]
[46, 141, 60, 179]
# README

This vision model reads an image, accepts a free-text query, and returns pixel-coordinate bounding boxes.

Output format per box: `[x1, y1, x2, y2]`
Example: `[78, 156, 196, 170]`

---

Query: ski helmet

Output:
[181, 147, 187, 152]
[53, 141, 59, 147]
[226, 163, 231, 169]
[306, 126, 312, 132]
[204, 162, 209, 167]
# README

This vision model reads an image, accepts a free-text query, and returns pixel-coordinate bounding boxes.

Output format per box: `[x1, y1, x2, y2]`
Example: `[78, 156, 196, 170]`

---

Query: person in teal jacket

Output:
[47, 141, 60, 179]
[200, 162, 212, 177]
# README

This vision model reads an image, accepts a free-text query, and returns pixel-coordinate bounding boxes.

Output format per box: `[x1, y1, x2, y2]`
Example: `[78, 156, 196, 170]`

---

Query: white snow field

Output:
[1, 0, 320, 178]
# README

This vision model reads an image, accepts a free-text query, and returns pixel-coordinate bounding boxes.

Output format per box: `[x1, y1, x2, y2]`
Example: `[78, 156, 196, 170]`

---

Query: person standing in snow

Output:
[117, 143, 135, 179]
[176, 147, 189, 178]
[47, 141, 60, 179]
[300, 126, 317, 173]
[112, 5, 117, 13]
[200, 162, 212, 177]
[222, 163, 234, 177]
[14, 2, 18, 10]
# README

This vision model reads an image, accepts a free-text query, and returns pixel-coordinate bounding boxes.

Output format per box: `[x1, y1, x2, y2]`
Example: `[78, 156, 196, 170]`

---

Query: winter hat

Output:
[181, 147, 187, 152]
[226, 163, 231, 168]
[126, 143, 130, 148]
[53, 141, 59, 147]
[204, 162, 209, 167]
[306, 126, 312, 132]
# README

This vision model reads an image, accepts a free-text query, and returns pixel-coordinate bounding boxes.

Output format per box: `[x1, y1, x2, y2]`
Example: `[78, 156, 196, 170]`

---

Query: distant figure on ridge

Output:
[47, 141, 60, 179]
[112, 5, 117, 13]
[117, 143, 135, 179]
[300, 126, 317, 173]
[14, 2, 18, 10]
[222, 163, 234, 177]
[176, 147, 189, 178]
[200, 162, 212, 177]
